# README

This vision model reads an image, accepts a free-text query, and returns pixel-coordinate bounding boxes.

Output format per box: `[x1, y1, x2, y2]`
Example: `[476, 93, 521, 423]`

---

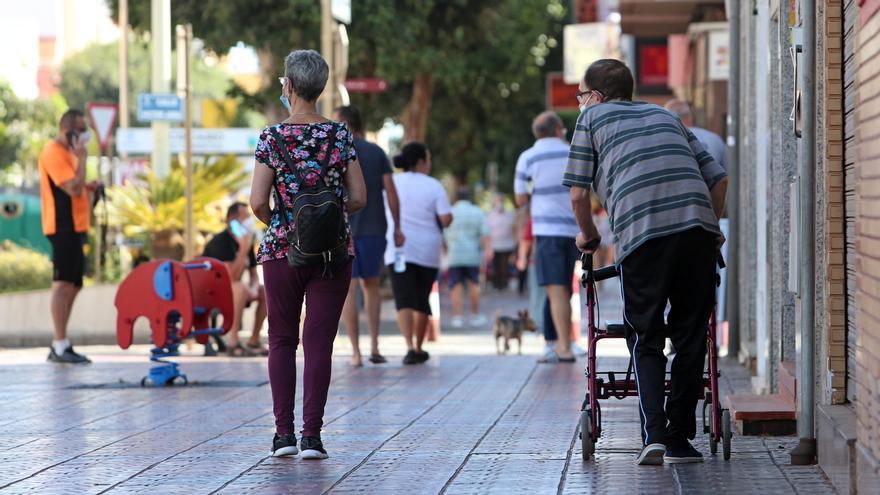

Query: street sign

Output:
[86, 102, 118, 152]
[331, 0, 351, 24]
[546, 73, 580, 111]
[344, 78, 388, 93]
[115, 128, 260, 155]
[137, 93, 184, 122]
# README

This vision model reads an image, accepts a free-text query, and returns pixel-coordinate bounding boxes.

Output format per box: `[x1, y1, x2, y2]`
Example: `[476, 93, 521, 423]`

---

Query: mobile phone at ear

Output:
[66, 131, 76, 148]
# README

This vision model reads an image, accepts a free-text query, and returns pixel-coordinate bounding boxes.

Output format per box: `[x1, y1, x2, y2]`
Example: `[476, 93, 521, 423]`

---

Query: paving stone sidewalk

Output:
[0, 286, 834, 494]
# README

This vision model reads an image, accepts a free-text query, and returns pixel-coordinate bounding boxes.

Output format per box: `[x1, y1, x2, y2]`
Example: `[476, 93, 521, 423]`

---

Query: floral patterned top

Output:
[254, 122, 357, 264]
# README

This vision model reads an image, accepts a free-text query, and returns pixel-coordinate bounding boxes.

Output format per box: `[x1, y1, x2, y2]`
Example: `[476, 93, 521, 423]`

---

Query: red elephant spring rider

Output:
[115, 258, 233, 386]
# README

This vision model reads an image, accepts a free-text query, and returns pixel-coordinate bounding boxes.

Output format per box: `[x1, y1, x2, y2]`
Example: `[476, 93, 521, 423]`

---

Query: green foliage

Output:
[101, 155, 249, 238]
[0, 240, 53, 293]
[108, 0, 569, 187]
[0, 82, 66, 177]
[57, 37, 231, 126]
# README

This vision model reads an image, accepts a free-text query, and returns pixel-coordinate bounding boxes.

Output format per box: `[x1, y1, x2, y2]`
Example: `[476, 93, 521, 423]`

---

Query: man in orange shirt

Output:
[39, 109, 100, 364]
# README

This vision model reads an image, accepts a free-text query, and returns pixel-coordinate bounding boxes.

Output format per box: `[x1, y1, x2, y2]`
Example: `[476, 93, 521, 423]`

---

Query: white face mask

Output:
[79, 130, 92, 145]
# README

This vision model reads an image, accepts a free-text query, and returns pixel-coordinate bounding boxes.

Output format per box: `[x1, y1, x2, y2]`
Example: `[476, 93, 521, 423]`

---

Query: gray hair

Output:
[531, 111, 564, 139]
[284, 50, 329, 102]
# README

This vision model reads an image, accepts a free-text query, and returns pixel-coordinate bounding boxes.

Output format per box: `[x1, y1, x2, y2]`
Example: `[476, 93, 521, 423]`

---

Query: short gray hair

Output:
[531, 111, 564, 139]
[284, 50, 329, 102]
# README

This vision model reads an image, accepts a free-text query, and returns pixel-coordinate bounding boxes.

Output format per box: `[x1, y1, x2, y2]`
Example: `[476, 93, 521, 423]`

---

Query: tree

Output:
[0, 81, 65, 180]
[107, 0, 568, 185]
[57, 37, 231, 126]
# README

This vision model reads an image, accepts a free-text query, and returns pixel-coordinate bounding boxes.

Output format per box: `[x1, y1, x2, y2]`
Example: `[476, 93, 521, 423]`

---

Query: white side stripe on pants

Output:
[620, 265, 650, 446]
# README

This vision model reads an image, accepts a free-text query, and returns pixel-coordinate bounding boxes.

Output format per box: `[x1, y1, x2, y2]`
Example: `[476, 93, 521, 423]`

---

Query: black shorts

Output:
[388, 262, 438, 314]
[47, 232, 86, 287]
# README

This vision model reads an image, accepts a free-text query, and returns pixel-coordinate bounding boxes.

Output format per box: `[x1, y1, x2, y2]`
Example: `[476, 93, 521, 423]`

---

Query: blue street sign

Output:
[137, 93, 184, 122]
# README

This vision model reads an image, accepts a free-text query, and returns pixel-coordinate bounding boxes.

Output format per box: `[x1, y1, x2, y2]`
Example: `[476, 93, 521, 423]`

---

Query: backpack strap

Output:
[266, 124, 339, 229]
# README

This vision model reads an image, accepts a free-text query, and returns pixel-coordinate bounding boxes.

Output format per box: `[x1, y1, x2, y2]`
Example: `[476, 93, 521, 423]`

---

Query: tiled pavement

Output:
[0, 287, 835, 494]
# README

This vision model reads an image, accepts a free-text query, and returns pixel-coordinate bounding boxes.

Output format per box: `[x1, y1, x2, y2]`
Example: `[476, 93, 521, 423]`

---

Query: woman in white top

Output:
[486, 194, 517, 290]
[385, 142, 452, 365]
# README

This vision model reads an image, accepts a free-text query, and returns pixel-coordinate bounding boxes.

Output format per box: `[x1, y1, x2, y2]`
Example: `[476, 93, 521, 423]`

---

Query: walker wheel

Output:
[722, 409, 732, 460]
[140, 377, 149, 387]
[580, 410, 594, 460]
[709, 429, 718, 455]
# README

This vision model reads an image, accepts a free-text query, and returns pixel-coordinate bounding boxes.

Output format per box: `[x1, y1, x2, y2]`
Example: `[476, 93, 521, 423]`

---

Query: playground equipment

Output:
[115, 257, 233, 386]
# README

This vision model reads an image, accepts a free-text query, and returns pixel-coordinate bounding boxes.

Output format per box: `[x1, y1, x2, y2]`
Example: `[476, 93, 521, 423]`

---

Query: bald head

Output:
[532, 111, 564, 139]
[664, 99, 694, 127]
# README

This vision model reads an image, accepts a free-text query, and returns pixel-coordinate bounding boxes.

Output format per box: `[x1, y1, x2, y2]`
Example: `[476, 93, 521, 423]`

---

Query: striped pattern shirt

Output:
[514, 137, 579, 238]
[562, 101, 727, 262]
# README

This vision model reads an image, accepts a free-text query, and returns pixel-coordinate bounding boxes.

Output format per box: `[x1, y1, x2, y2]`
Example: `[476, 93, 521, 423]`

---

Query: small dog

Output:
[493, 310, 538, 355]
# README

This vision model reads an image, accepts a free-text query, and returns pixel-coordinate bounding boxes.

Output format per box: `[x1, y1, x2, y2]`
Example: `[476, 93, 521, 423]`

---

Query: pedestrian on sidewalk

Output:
[486, 194, 517, 290]
[516, 215, 557, 353]
[202, 202, 268, 357]
[385, 142, 452, 365]
[333, 106, 405, 367]
[249, 49, 366, 459]
[565, 59, 728, 466]
[444, 186, 491, 328]
[39, 109, 102, 364]
[514, 111, 580, 364]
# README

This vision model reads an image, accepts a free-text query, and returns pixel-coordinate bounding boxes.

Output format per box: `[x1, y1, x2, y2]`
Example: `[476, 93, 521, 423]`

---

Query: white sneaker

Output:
[543, 341, 558, 354]
[451, 316, 465, 328]
[572, 343, 588, 357]
[636, 443, 666, 465]
[469, 314, 488, 327]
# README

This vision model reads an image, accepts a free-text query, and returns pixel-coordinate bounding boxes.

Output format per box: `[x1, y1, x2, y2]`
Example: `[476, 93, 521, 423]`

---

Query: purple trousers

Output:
[262, 258, 352, 437]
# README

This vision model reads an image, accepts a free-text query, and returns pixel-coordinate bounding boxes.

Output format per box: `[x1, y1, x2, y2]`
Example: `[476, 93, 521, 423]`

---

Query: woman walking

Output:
[249, 49, 365, 459]
[385, 143, 452, 365]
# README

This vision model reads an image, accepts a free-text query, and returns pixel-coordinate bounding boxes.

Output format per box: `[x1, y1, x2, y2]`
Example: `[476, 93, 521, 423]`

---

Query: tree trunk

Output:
[401, 73, 435, 143]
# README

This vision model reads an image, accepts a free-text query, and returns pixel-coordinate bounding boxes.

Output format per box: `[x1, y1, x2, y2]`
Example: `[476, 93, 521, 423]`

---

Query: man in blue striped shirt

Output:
[564, 60, 728, 466]
[514, 111, 580, 363]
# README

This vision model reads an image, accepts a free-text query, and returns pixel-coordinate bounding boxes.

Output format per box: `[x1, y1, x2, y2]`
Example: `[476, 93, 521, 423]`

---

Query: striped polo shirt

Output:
[514, 137, 579, 238]
[562, 101, 727, 262]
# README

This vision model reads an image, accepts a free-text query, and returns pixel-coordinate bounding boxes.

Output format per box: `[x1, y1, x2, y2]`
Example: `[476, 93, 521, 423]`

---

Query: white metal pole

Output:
[150, 0, 172, 178]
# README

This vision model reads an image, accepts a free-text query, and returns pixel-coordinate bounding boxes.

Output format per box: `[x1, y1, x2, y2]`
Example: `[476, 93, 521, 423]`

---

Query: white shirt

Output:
[514, 137, 579, 238]
[486, 208, 517, 252]
[385, 172, 452, 269]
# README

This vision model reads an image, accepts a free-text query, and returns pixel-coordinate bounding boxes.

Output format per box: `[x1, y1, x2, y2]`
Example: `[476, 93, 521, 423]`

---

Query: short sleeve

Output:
[434, 182, 452, 216]
[513, 152, 529, 195]
[254, 128, 275, 169]
[684, 128, 727, 189]
[43, 146, 76, 185]
[563, 113, 597, 189]
[381, 151, 392, 174]
[344, 127, 357, 162]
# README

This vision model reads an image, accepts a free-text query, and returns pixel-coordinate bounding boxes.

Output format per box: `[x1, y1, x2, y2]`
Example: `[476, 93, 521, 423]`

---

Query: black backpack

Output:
[269, 125, 349, 273]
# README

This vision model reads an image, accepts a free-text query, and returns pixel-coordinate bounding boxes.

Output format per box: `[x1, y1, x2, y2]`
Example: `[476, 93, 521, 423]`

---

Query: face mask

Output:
[579, 104, 588, 113]
[280, 93, 291, 111]
[79, 130, 92, 144]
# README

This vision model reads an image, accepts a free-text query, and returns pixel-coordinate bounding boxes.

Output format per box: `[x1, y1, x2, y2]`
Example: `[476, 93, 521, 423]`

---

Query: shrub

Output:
[0, 240, 53, 293]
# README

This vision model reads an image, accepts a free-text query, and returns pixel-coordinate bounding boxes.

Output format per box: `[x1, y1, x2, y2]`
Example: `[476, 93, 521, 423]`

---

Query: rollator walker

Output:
[578, 251, 732, 461]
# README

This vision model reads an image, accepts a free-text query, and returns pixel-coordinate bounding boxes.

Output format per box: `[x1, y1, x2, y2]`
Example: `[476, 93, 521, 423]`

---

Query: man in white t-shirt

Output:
[514, 111, 581, 363]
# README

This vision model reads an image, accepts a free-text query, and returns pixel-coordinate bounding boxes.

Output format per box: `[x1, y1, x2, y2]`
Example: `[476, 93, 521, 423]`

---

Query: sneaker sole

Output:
[299, 449, 329, 460]
[271, 446, 299, 457]
[637, 445, 666, 465]
[663, 455, 704, 464]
